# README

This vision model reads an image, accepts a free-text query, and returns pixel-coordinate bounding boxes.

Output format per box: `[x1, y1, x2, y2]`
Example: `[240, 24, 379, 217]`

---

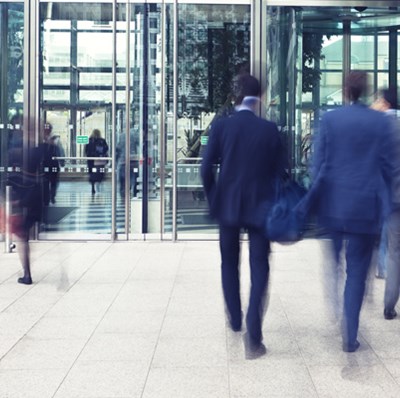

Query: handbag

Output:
[265, 179, 306, 243]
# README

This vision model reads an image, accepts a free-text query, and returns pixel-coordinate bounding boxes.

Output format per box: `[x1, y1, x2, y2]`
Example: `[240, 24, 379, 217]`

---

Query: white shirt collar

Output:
[235, 96, 260, 112]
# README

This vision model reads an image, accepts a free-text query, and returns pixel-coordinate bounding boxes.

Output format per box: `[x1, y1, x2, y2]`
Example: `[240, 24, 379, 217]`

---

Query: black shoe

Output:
[17, 276, 32, 285]
[229, 320, 242, 332]
[343, 340, 360, 353]
[228, 311, 243, 332]
[243, 333, 267, 360]
[384, 308, 397, 320]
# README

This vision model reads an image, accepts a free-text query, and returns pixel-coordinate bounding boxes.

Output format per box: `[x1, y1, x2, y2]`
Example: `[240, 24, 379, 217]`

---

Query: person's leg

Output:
[342, 233, 375, 350]
[384, 210, 400, 318]
[17, 222, 32, 285]
[377, 222, 388, 278]
[219, 225, 242, 330]
[246, 227, 270, 346]
[118, 165, 125, 197]
[324, 233, 344, 321]
[88, 162, 95, 194]
[49, 172, 58, 203]
[42, 174, 50, 206]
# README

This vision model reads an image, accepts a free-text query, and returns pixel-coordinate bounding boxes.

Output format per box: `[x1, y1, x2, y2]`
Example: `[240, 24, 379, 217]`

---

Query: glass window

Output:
[80, 72, 112, 86]
[43, 72, 71, 86]
[172, 3, 251, 236]
[351, 35, 375, 70]
[42, 31, 71, 67]
[377, 34, 389, 70]
[320, 72, 342, 106]
[43, 89, 70, 102]
[321, 35, 343, 70]
[398, 30, 400, 67]
[378, 72, 389, 90]
[1, 2, 24, 198]
[79, 90, 112, 102]
[78, 32, 113, 68]
[39, 2, 115, 237]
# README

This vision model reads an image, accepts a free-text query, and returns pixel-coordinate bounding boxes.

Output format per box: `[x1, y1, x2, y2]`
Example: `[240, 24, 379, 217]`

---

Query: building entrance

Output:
[1, 1, 400, 242]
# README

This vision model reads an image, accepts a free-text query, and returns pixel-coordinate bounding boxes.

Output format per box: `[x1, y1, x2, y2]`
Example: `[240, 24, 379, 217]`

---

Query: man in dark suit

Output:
[201, 74, 285, 359]
[371, 88, 400, 320]
[309, 71, 396, 352]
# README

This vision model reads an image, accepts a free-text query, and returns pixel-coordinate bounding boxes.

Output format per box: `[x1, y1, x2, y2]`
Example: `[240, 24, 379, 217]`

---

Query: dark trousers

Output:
[331, 232, 375, 345]
[43, 172, 59, 205]
[384, 210, 400, 311]
[219, 224, 270, 344]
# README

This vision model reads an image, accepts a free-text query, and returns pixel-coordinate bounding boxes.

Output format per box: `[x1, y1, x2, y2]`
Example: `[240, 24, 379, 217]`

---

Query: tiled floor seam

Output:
[225, 316, 233, 398]
[0, 242, 99, 362]
[49, 243, 150, 398]
[277, 294, 321, 398]
[0, 241, 84, 307]
[139, 242, 188, 398]
[359, 327, 400, 389]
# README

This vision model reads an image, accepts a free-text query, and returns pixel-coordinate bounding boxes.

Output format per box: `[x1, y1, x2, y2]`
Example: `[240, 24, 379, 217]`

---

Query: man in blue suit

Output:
[201, 74, 285, 359]
[310, 71, 396, 352]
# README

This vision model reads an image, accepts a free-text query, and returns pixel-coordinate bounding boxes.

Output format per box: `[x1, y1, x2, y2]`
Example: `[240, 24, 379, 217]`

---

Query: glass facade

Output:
[1, 0, 400, 241]
[0, 1, 24, 196]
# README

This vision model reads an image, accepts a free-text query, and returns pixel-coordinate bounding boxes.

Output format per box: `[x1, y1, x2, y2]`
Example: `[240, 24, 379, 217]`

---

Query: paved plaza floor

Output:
[0, 238, 399, 397]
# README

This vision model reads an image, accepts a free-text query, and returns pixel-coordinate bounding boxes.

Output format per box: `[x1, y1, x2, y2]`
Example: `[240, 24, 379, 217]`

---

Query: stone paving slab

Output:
[0, 239, 399, 397]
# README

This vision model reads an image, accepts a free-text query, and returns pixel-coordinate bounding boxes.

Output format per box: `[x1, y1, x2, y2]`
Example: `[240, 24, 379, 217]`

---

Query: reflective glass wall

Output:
[264, 5, 400, 189]
[1, 1, 400, 241]
[35, 0, 251, 239]
[39, 2, 115, 238]
[170, 3, 250, 237]
[0, 1, 24, 211]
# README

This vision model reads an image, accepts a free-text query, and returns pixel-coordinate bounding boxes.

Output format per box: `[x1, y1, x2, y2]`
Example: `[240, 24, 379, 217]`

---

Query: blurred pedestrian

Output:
[7, 118, 42, 285]
[370, 89, 399, 280]
[116, 129, 139, 198]
[201, 74, 286, 359]
[85, 129, 109, 194]
[306, 72, 396, 352]
[372, 88, 400, 320]
[41, 123, 65, 205]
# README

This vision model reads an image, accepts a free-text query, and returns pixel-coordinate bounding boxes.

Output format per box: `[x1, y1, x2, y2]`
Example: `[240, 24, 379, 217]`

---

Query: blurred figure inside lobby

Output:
[116, 129, 139, 198]
[85, 129, 109, 194]
[41, 123, 65, 205]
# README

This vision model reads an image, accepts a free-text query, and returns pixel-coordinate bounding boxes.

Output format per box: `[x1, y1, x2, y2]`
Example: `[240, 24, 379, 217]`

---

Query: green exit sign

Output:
[77, 135, 89, 144]
[200, 136, 208, 145]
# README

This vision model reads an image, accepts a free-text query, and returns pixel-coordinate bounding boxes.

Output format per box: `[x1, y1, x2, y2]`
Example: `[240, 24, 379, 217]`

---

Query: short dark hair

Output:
[382, 88, 398, 109]
[232, 74, 261, 105]
[345, 71, 368, 102]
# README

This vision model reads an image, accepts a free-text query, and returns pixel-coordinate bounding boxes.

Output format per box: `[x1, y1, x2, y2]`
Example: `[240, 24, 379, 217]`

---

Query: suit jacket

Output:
[310, 102, 396, 234]
[385, 110, 400, 211]
[201, 109, 285, 228]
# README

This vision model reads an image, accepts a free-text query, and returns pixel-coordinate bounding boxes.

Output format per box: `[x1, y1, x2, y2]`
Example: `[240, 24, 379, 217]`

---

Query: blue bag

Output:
[266, 179, 306, 243]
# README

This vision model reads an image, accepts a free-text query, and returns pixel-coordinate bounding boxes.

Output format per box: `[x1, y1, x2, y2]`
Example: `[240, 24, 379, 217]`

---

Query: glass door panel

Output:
[173, 3, 251, 238]
[39, 2, 113, 238]
[264, 5, 400, 192]
[113, 2, 163, 237]
[0, 2, 24, 243]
